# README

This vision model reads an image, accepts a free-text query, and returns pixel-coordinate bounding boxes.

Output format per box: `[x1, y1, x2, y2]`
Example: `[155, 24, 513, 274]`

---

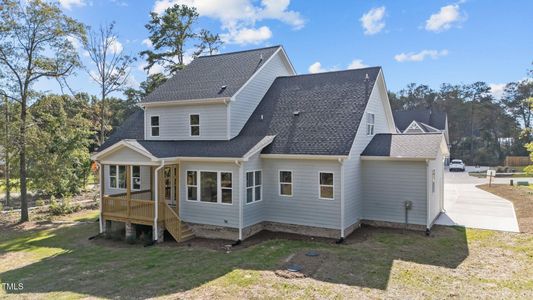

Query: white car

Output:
[449, 159, 465, 172]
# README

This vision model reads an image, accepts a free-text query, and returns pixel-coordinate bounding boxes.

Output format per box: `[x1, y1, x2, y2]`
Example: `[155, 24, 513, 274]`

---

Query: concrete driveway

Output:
[435, 168, 520, 232]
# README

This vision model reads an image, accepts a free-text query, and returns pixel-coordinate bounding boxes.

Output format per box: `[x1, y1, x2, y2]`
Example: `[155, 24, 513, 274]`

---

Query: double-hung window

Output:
[190, 114, 200, 136]
[246, 170, 262, 203]
[151, 116, 160, 137]
[279, 171, 293, 197]
[132, 166, 141, 190]
[319, 172, 334, 200]
[186, 171, 198, 201]
[109, 165, 126, 189]
[366, 113, 375, 135]
[186, 170, 232, 204]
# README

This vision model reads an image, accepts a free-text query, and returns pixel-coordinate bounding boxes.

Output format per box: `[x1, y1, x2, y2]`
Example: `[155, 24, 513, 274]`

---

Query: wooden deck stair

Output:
[162, 203, 194, 242]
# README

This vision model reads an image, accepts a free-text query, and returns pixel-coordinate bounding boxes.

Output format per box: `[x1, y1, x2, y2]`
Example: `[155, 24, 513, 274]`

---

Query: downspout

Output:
[425, 159, 431, 236]
[235, 160, 243, 243]
[154, 160, 165, 241]
[337, 157, 346, 243]
[96, 161, 103, 233]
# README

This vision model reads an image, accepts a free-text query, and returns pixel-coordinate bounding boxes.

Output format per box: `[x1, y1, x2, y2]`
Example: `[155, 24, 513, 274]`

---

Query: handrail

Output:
[163, 202, 182, 241]
[105, 189, 151, 197]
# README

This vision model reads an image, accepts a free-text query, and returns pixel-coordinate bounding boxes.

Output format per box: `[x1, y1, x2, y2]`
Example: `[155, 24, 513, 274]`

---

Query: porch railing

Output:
[102, 191, 155, 223]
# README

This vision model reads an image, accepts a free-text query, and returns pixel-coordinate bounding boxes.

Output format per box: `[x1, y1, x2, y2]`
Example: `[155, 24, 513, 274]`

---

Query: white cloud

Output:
[394, 49, 449, 62]
[152, 0, 304, 45]
[425, 4, 466, 32]
[142, 38, 153, 48]
[347, 59, 368, 69]
[59, 0, 87, 10]
[489, 83, 506, 99]
[107, 37, 123, 54]
[138, 62, 165, 75]
[308, 62, 324, 74]
[360, 6, 386, 35]
[221, 26, 272, 45]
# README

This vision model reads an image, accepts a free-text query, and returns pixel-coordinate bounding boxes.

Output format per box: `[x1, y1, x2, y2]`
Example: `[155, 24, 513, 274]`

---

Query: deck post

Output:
[126, 165, 131, 217]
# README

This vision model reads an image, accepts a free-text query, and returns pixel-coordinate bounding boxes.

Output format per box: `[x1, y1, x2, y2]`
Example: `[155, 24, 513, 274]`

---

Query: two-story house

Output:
[91, 46, 448, 243]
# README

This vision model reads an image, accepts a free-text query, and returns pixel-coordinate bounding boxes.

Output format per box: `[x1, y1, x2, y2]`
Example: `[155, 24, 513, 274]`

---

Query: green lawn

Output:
[1, 210, 532, 299]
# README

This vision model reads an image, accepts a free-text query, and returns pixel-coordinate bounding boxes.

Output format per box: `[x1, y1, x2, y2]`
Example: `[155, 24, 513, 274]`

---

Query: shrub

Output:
[35, 199, 46, 207]
[48, 197, 81, 216]
[0, 202, 3, 211]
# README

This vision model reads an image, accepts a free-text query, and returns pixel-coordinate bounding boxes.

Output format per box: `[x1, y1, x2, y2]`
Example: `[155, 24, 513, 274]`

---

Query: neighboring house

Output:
[393, 108, 450, 163]
[91, 46, 448, 243]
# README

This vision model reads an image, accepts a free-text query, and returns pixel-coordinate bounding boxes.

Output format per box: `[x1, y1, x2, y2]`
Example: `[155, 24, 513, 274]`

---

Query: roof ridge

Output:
[196, 45, 281, 59]
[276, 66, 382, 79]
[375, 132, 443, 136]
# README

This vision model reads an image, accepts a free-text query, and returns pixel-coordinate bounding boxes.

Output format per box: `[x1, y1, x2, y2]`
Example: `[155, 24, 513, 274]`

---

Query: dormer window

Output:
[190, 114, 200, 136]
[151, 116, 160, 137]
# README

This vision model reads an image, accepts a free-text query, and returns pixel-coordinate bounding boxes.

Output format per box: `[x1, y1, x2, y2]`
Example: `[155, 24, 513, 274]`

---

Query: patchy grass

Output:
[0, 210, 532, 299]
[478, 184, 533, 233]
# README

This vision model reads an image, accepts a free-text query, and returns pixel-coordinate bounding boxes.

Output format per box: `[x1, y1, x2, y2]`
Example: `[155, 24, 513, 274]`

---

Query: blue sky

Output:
[42, 0, 533, 98]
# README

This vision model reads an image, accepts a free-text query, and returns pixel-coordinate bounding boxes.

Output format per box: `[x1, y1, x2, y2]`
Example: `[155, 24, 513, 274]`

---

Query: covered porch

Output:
[93, 141, 192, 242]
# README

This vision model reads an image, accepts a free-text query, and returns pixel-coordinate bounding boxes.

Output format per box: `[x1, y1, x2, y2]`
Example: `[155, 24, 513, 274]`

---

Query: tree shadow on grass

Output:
[0, 223, 469, 298]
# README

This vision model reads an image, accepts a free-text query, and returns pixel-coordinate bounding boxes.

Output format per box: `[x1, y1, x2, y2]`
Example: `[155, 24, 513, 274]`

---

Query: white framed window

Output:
[186, 170, 232, 204]
[221, 172, 232, 204]
[319, 172, 334, 200]
[109, 165, 126, 189]
[190, 114, 200, 136]
[366, 113, 375, 136]
[132, 166, 141, 190]
[186, 171, 198, 201]
[246, 170, 262, 204]
[279, 170, 293, 197]
[150, 116, 160, 137]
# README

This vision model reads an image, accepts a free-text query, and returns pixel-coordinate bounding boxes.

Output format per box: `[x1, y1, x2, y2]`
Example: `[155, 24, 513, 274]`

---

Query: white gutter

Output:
[261, 154, 349, 160]
[139, 97, 230, 108]
[154, 160, 165, 241]
[235, 160, 244, 240]
[96, 161, 103, 234]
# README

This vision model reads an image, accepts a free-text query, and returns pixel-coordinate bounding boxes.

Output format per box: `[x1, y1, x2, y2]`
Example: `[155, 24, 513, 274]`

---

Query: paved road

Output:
[436, 169, 520, 232]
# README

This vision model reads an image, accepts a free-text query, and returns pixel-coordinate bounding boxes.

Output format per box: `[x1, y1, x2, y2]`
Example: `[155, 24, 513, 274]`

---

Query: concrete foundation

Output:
[156, 225, 165, 243]
[262, 221, 341, 239]
[185, 222, 239, 240]
[343, 221, 361, 238]
[125, 222, 136, 240]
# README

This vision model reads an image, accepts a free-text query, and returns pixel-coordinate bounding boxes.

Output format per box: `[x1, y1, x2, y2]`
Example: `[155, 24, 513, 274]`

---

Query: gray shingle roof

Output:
[142, 46, 281, 103]
[97, 66, 382, 158]
[361, 133, 444, 158]
[393, 109, 447, 132]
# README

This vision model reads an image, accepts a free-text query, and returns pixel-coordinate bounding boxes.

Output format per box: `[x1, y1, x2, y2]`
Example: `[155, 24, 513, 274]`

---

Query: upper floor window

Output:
[319, 172, 334, 200]
[366, 113, 375, 136]
[279, 170, 293, 197]
[151, 116, 160, 137]
[190, 114, 200, 136]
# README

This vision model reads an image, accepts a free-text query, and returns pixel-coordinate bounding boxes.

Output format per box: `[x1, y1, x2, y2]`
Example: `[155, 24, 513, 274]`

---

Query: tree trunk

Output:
[19, 96, 28, 222]
[4, 98, 10, 207]
[99, 95, 105, 146]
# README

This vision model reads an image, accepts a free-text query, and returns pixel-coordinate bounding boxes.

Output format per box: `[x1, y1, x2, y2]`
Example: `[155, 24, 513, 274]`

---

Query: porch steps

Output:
[163, 203, 195, 243]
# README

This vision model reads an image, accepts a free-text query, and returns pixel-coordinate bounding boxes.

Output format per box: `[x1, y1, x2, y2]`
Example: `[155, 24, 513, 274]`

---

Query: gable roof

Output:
[142, 46, 282, 103]
[257, 67, 381, 155]
[393, 109, 447, 132]
[96, 66, 382, 158]
[361, 133, 445, 159]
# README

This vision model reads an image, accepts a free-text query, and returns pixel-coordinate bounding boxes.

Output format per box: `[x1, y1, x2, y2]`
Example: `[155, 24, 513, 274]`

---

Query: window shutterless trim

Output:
[278, 170, 293, 197]
[149, 115, 160, 137]
[131, 165, 141, 191]
[189, 113, 200, 137]
[186, 170, 198, 201]
[366, 112, 375, 136]
[318, 171, 334, 200]
[184, 169, 233, 205]
[245, 169, 262, 205]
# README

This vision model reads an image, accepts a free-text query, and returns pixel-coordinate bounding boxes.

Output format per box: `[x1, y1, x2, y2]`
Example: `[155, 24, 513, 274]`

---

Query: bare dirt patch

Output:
[478, 184, 533, 233]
